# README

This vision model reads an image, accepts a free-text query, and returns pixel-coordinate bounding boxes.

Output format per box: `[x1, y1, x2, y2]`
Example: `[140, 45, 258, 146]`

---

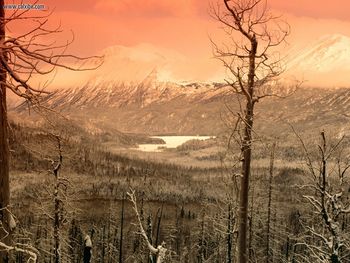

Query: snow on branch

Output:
[0, 208, 37, 262]
[0, 241, 38, 262]
[127, 189, 167, 263]
[294, 131, 350, 261]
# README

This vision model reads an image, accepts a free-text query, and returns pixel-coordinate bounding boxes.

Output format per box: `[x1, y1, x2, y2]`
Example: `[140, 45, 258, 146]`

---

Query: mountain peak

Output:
[286, 34, 350, 87]
[292, 34, 350, 66]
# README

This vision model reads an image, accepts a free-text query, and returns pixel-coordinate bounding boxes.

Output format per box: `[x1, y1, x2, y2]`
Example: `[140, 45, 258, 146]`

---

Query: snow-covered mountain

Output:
[14, 84, 350, 136]
[29, 33, 350, 111]
[48, 43, 224, 90]
[41, 69, 227, 110]
[9, 33, 349, 100]
[54, 34, 350, 89]
[287, 34, 350, 87]
[10, 34, 350, 135]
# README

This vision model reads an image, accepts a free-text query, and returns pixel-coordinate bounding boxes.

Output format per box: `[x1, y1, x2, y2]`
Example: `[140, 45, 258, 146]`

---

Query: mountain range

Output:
[9, 34, 350, 136]
[46, 33, 350, 88]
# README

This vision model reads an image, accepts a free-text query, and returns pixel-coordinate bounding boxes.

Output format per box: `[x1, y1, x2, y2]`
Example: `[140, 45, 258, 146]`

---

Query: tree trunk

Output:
[237, 36, 257, 263]
[248, 185, 255, 261]
[54, 167, 61, 263]
[227, 203, 232, 263]
[237, 93, 254, 263]
[0, 1, 10, 261]
[266, 142, 276, 263]
[155, 205, 163, 247]
[119, 195, 124, 263]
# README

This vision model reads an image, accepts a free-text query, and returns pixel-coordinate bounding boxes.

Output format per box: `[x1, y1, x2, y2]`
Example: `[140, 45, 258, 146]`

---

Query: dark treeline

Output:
[8, 122, 350, 262]
[9, 122, 221, 177]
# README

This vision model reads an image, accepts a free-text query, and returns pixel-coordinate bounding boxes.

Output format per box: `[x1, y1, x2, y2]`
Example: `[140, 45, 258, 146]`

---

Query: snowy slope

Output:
[287, 34, 350, 87]
[30, 34, 350, 93]
[9, 34, 350, 110]
[49, 43, 223, 90]
[69, 34, 350, 89]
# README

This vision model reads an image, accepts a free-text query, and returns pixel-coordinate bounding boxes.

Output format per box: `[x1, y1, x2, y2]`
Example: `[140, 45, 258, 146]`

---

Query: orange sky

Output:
[6, 0, 350, 86]
[8, 0, 350, 57]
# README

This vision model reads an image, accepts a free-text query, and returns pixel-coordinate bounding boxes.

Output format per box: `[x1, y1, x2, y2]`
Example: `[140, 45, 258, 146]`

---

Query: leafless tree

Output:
[210, 0, 297, 261]
[29, 130, 78, 263]
[266, 142, 276, 263]
[127, 190, 168, 263]
[51, 134, 64, 263]
[210, 200, 239, 262]
[294, 131, 350, 263]
[0, 207, 38, 262]
[0, 1, 102, 260]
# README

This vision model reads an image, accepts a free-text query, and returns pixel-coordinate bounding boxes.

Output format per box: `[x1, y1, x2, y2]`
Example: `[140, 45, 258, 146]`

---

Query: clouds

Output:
[9, 0, 350, 88]
[42, 0, 350, 21]
[93, 0, 201, 17]
[12, 0, 350, 76]
[269, 0, 350, 21]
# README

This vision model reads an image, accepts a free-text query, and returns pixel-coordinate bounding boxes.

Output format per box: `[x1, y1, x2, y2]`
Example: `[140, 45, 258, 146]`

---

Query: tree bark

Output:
[119, 195, 124, 263]
[227, 203, 232, 263]
[53, 163, 61, 263]
[237, 36, 257, 263]
[0, 1, 10, 261]
[266, 142, 276, 263]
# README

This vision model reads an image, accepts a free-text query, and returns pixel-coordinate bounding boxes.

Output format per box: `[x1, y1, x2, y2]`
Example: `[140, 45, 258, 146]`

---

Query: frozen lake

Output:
[136, 136, 213, 152]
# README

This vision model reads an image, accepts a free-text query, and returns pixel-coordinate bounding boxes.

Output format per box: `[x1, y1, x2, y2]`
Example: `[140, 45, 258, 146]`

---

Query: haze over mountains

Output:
[9, 34, 350, 136]
[48, 43, 224, 89]
[45, 33, 350, 89]
[7, 33, 350, 100]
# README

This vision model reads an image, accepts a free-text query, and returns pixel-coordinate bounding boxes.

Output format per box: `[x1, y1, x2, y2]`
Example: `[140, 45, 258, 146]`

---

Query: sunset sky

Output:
[7, 0, 350, 86]
[35, 0, 350, 55]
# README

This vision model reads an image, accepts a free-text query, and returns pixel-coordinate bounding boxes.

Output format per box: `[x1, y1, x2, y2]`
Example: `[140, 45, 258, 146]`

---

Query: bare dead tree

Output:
[39, 131, 78, 263]
[0, 207, 37, 262]
[0, 236, 37, 263]
[210, 1, 298, 262]
[294, 131, 350, 263]
[0, 2, 102, 259]
[119, 194, 125, 263]
[23, 130, 76, 262]
[52, 134, 63, 263]
[204, 178, 239, 262]
[266, 142, 276, 263]
[0, 2, 10, 259]
[227, 202, 233, 263]
[127, 190, 168, 263]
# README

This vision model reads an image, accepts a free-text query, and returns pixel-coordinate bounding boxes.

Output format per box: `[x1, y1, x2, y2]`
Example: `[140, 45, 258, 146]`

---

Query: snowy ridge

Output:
[32, 34, 350, 97]
[41, 69, 230, 110]
[287, 34, 350, 87]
